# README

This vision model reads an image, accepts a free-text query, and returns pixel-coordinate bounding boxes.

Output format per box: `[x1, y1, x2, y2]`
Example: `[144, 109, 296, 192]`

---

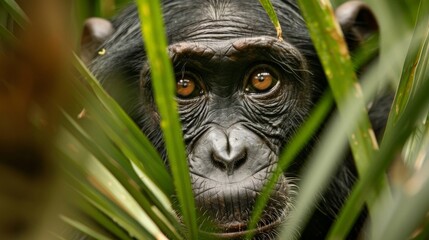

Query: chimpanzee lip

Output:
[191, 172, 290, 238]
[200, 216, 284, 238]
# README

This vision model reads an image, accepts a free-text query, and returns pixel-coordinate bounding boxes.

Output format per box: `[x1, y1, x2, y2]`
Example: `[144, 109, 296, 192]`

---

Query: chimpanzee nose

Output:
[190, 125, 272, 183]
[209, 130, 247, 175]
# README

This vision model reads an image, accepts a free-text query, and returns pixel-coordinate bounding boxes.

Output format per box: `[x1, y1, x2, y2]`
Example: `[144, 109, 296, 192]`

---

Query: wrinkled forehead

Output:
[167, 36, 303, 62]
[162, 0, 302, 43]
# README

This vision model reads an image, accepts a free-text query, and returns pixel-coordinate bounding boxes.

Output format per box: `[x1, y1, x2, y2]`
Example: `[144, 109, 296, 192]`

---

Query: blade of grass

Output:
[72, 55, 174, 196]
[58, 143, 162, 239]
[61, 112, 183, 239]
[68, 110, 173, 213]
[70, 81, 172, 195]
[328, 2, 429, 237]
[0, 24, 17, 43]
[403, 29, 429, 168]
[0, 0, 29, 27]
[372, 122, 429, 240]
[327, 69, 429, 239]
[294, 2, 394, 236]
[278, 31, 409, 238]
[296, 0, 380, 181]
[250, 0, 386, 237]
[74, 198, 134, 240]
[0, 4, 6, 24]
[63, 167, 156, 240]
[247, 19, 381, 238]
[246, 91, 334, 239]
[114, 0, 130, 11]
[135, 1, 198, 239]
[351, 34, 380, 70]
[95, 0, 116, 18]
[372, 5, 429, 238]
[50, 232, 68, 240]
[411, 215, 429, 240]
[383, 0, 429, 136]
[61, 135, 184, 239]
[259, 0, 283, 40]
[61, 216, 113, 240]
[73, 0, 90, 42]
[277, 0, 388, 237]
[278, 93, 356, 240]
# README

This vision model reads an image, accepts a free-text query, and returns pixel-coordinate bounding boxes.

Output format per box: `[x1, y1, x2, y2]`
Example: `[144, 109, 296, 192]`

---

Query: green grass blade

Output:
[58, 142, 162, 239]
[296, 0, 379, 177]
[70, 88, 172, 195]
[249, 33, 379, 238]
[246, 91, 334, 239]
[277, 21, 410, 240]
[135, 1, 198, 238]
[384, 0, 429, 136]
[63, 167, 156, 240]
[0, 0, 29, 27]
[278, 92, 358, 239]
[327, 2, 429, 238]
[65, 109, 173, 213]
[0, 24, 17, 43]
[351, 34, 380, 70]
[327, 71, 429, 239]
[259, 0, 283, 40]
[60, 112, 183, 239]
[372, 124, 429, 240]
[370, 3, 429, 238]
[61, 216, 114, 240]
[50, 232, 68, 240]
[293, 3, 390, 235]
[411, 215, 429, 240]
[72, 55, 174, 196]
[74, 199, 134, 240]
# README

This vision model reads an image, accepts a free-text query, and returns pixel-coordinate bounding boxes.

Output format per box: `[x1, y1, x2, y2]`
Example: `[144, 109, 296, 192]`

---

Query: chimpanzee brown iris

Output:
[80, 0, 387, 239]
[250, 71, 274, 91]
[177, 78, 196, 98]
[245, 65, 279, 93]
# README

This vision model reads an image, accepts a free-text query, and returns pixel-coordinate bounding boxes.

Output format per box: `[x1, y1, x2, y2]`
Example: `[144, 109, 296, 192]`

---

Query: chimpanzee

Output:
[80, 0, 388, 239]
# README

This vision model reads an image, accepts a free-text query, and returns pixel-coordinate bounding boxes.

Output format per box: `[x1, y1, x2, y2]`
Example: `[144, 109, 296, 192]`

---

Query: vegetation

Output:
[0, 0, 428, 239]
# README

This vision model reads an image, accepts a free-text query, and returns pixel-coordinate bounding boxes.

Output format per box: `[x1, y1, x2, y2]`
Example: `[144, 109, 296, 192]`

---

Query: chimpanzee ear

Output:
[80, 18, 114, 64]
[335, 1, 379, 51]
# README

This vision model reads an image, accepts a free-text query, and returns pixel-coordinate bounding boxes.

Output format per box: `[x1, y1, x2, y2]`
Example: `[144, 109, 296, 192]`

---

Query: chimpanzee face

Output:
[138, 3, 313, 237]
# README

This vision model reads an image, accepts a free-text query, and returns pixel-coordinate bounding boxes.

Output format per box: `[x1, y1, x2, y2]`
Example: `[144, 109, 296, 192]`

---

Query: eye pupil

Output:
[255, 72, 270, 82]
[180, 80, 189, 88]
[176, 75, 201, 98]
[248, 69, 276, 92]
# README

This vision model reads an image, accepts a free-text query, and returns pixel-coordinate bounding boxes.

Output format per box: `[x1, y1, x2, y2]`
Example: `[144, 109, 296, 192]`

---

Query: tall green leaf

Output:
[72, 55, 174, 196]
[135, 0, 198, 239]
[0, 0, 29, 27]
[259, 0, 283, 40]
[328, 1, 429, 237]
[246, 91, 334, 239]
[296, 0, 379, 178]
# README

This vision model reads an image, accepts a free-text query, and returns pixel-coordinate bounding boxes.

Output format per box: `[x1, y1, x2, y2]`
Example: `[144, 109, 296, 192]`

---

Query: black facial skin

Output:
[85, 0, 389, 239]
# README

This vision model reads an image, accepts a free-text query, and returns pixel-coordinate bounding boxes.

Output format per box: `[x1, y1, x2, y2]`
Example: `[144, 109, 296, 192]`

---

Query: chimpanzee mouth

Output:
[200, 215, 285, 239]
[189, 172, 293, 239]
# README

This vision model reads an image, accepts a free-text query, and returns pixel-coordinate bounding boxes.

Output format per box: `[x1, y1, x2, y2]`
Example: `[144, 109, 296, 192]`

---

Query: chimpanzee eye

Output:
[176, 73, 204, 98]
[245, 65, 279, 94]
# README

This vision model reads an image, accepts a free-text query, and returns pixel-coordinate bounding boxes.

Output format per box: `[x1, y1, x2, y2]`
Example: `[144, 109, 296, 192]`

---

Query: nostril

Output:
[212, 152, 227, 171]
[233, 151, 246, 170]
[211, 149, 247, 175]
